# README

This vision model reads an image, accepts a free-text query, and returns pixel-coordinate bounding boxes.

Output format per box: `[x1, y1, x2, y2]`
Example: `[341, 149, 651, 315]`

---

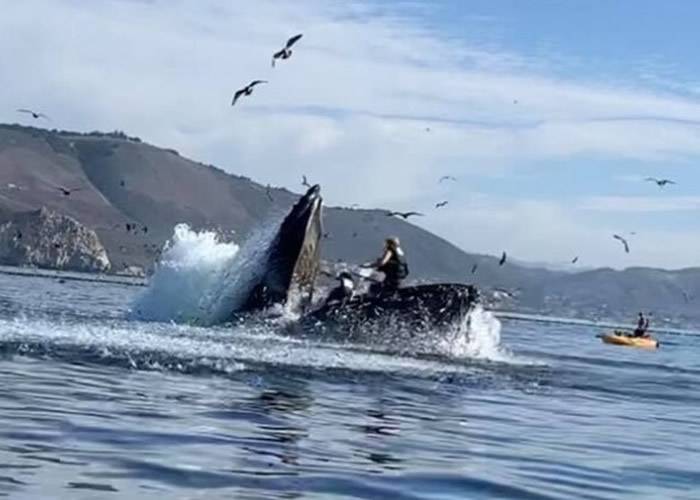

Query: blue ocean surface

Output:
[1, 271, 699, 499]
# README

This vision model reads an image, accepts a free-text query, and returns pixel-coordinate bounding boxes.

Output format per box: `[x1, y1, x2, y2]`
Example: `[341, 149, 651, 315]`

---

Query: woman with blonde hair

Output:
[364, 236, 409, 294]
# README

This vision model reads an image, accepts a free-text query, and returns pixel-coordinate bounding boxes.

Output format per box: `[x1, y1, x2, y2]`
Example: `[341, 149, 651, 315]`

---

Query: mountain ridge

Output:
[1, 122, 697, 325]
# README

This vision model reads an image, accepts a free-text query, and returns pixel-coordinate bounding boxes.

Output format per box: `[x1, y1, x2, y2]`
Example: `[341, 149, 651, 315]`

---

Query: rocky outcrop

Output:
[0, 207, 111, 272]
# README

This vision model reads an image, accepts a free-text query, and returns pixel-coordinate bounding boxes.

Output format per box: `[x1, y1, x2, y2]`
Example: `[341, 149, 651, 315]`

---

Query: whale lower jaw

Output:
[236, 185, 323, 315]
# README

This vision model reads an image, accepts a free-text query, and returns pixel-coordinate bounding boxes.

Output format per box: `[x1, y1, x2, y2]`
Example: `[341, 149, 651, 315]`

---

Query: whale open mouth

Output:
[238, 185, 323, 313]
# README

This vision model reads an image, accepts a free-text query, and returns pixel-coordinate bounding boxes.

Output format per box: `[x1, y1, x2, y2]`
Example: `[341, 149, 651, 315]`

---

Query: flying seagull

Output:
[471, 263, 478, 274]
[302, 175, 311, 188]
[386, 211, 423, 220]
[272, 34, 303, 67]
[645, 177, 675, 187]
[499, 251, 507, 266]
[435, 201, 449, 208]
[55, 185, 82, 196]
[17, 108, 49, 120]
[231, 80, 268, 106]
[571, 256, 579, 264]
[439, 175, 457, 183]
[613, 234, 630, 253]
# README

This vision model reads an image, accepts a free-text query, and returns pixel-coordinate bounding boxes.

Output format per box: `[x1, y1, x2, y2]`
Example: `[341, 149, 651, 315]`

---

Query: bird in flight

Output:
[17, 108, 49, 120]
[55, 185, 82, 196]
[272, 34, 303, 67]
[231, 80, 268, 106]
[439, 175, 457, 183]
[613, 234, 630, 253]
[645, 177, 675, 187]
[499, 251, 507, 266]
[386, 211, 423, 220]
[435, 201, 449, 209]
[471, 263, 478, 274]
[301, 175, 311, 188]
[571, 256, 579, 264]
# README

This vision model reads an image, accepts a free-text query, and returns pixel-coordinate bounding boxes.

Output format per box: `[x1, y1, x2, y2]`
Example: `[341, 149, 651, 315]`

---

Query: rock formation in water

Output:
[0, 207, 111, 272]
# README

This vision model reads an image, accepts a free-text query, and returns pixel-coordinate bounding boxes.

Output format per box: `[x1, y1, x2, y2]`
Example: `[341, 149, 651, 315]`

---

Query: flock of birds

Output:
[378, 172, 678, 265]
[225, 32, 680, 272]
[230, 34, 303, 106]
[11, 31, 682, 279]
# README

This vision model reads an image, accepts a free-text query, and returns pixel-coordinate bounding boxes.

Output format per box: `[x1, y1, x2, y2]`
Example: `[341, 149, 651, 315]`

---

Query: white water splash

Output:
[131, 224, 239, 323]
[201, 218, 281, 325]
[131, 218, 285, 325]
[441, 305, 512, 362]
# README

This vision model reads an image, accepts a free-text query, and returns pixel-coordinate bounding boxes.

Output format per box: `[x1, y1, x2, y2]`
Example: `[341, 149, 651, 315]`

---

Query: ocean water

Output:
[1, 269, 699, 499]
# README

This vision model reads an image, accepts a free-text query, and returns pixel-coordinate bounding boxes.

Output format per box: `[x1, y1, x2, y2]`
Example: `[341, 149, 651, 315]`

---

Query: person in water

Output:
[632, 312, 650, 337]
[324, 271, 355, 306]
[365, 237, 409, 295]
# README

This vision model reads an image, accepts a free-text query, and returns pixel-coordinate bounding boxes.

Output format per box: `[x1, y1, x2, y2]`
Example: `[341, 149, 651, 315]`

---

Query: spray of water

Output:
[439, 305, 512, 362]
[129, 224, 513, 364]
[131, 220, 282, 325]
[130, 224, 239, 323]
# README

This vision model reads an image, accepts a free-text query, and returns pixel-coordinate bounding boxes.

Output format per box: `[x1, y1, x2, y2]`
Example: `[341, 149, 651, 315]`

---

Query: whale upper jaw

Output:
[237, 184, 323, 314]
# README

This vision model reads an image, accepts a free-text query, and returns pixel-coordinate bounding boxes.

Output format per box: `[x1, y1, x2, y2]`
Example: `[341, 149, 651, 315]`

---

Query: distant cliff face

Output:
[0, 207, 110, 273]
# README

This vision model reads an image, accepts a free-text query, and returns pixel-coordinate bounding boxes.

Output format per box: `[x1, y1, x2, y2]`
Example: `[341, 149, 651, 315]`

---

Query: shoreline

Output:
[0, 265, 148, 287]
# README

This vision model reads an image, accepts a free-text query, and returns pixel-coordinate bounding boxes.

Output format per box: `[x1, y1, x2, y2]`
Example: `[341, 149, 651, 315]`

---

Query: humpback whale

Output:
[234, 184, 323, 315]
[297, 283, 480, 346]
[226, 183, 480, 344]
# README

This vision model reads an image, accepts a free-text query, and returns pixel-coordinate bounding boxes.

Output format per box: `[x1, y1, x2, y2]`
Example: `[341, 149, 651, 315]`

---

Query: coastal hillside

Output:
[0, 123, 697, 325]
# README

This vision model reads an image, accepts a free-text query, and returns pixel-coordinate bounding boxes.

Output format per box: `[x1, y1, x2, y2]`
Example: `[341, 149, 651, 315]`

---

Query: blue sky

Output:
[0, 0, 699, 269]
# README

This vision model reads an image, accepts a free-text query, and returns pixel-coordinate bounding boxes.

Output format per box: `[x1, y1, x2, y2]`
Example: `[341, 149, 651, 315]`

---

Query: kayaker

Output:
[364, 237, 409, 295]
[632, 312, 649, 337]
[324, 271, 355, 306]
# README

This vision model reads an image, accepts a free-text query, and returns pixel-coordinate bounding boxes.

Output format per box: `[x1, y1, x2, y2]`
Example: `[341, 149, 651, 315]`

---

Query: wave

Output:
[0, 306, 523, 383]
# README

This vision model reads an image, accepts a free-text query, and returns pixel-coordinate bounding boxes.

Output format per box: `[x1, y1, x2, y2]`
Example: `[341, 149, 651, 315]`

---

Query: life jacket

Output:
[379, 247, 409, 281]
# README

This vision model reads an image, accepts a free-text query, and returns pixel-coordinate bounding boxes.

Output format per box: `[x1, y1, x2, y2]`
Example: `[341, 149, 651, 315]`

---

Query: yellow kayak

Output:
[599, 331, 659, 349]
